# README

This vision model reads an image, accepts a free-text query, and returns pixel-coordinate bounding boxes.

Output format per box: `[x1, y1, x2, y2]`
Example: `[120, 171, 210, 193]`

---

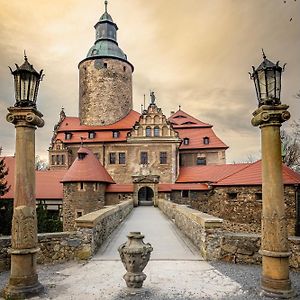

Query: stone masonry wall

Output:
[79, 58, 133, 126]
[158, 199, 300, 270]
[0, 200, 133, 272]
[63, 182, 106, 231]
[190, 185, 297, 235]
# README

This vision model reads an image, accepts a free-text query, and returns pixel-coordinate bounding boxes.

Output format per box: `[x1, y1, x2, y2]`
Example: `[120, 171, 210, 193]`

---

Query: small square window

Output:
[196, 157, 206, 165]
[183, 138, 189, 145]
[228, 192, 237, 200]
[112, 131, 120, 138]
[182, 190, 189, 198]
[76, 210, 84, 218]
[65, 132, 72, 140]
[109, 152, 116, 164]
[88, 132, 96, 139]
[255, 193, 262, 201]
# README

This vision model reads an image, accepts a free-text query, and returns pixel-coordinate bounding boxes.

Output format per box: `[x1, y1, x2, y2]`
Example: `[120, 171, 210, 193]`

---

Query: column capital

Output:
[6, 107, 44, 128]
[251, 104, 290, 128]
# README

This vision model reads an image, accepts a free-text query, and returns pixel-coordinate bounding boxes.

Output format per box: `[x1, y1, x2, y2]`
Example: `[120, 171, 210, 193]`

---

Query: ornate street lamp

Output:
[251, 51, 294, 298]
[2, 54, 44, 299]
[250, 50, 285, 107]
[9, 52, 44, 108]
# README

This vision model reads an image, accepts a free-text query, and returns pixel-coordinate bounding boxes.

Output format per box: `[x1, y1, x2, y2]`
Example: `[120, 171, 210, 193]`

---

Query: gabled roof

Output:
[176, 127, 228, 150]
[61, 147, 114, 183]
[169, 109, 212, 128]
[213, 160, 300, 186]
[0, 156, 66, 200]
[177, 164, 249, 183]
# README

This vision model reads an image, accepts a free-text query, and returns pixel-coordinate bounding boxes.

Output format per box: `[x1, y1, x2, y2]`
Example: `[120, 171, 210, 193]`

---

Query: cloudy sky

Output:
[0, 0, 299, 163]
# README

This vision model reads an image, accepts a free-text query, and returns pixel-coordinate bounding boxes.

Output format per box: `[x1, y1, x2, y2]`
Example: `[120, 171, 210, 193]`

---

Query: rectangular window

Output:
[65, 132, 72, 140]
[227, 192, 237, 200]
[160, 152, 167, 164]
[61, 155, 65, 165]
[255, 193, 262, 202]
[109, 152, 116, 164]
[196, 157, 206, 165]
[79, 182, 84, 190]
[119, 152, 126, 164]
[51, 155, 55, 165]
[182, 190, 189, 198]
[140, 152, 148, 164]
[56, 154, 61, 165]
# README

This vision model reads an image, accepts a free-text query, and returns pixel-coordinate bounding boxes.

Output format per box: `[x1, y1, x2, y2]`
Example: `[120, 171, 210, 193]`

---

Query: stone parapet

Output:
[0, 200, 133, 272]
[157, 199, 300, 270]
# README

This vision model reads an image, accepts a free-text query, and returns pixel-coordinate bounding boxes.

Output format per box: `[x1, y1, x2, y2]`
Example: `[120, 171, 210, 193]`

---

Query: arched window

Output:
[154, 126, 160, 137]
[146, 127, 151, 137]
[162, 126, 168, 136]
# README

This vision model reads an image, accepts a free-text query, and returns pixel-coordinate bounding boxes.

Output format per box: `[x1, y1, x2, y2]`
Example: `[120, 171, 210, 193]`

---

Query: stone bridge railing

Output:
[0, 200, 133, 272]
[157, 199, 300, 270]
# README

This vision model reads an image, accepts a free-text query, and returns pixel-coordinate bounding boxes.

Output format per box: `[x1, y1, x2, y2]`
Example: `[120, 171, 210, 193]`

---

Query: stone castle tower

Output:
[78, 1, 134, 126]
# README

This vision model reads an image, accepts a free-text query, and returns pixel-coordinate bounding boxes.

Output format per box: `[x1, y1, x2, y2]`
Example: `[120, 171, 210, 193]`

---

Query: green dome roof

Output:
[87, 40, 127, 60]
[99, 11, 113, 22]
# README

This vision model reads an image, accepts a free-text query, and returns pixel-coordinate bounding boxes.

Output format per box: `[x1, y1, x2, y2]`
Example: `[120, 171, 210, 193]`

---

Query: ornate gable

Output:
[127, 95, 180, 143]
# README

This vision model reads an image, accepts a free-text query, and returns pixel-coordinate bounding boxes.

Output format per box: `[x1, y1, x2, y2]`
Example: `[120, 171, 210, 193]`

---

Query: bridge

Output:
[1, 201, 300, 299]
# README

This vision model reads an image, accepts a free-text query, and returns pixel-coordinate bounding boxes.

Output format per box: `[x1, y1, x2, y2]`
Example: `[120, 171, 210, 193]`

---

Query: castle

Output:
[1, 2, 300, 234]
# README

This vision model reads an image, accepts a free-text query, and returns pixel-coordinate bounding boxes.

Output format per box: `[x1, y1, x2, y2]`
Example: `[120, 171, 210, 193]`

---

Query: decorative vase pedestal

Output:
[118, 232, 153, 289]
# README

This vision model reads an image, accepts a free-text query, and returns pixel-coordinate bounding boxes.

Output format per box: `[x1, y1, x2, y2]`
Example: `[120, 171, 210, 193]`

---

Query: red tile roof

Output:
[0, 156, 66, 200]
[213, 160, 300, 186]
[158, 183, 209, 192]
[176, 127, 228, 150]
[168, 109, 228, 149]
[58, 110, 140, 132]
[106, 184, 134, 193]
[169, 109, 212, 128]
[177, 164, 249, 183]
[61, 147, 114, 183]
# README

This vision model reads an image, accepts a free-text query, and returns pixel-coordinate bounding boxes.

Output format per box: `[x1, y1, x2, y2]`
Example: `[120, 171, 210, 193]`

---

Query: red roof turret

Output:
[61, 147, 114, 183]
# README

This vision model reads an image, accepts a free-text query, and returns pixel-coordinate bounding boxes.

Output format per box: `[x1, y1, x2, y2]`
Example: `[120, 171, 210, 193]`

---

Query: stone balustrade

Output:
[0, 200, 133, 272]
[157, 199, 300, 270]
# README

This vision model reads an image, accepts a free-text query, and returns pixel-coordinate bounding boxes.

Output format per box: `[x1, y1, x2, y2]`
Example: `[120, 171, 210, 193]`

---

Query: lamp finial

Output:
[262, 48, 266, 60]
[104, 0, 108, 13]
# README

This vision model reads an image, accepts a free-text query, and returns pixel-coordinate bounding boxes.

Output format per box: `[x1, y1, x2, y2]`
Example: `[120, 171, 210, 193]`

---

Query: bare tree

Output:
[281, 120, 300, 172]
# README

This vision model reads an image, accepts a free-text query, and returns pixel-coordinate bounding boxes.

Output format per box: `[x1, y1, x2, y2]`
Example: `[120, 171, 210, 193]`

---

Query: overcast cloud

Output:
[0, 0, 299, 163]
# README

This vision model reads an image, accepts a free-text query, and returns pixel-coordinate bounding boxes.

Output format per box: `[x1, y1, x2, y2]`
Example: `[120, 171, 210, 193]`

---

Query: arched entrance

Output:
[138, 186, 154, 206]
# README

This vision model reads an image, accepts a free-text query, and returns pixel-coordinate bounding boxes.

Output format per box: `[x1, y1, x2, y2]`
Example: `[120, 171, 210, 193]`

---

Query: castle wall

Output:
[63, 182, 106, 231]
[79, 58, 133, 126]
[180, 149, 226, 166]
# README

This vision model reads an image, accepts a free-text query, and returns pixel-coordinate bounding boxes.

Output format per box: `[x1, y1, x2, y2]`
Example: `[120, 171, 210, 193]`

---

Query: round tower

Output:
[79, 1, 134, 126]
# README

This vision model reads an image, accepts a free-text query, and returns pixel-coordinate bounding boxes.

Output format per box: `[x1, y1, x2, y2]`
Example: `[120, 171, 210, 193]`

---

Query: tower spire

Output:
[104, 0, 108, 13]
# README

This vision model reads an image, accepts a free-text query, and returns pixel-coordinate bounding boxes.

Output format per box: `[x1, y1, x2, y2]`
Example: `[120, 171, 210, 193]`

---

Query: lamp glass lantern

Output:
[250, 51, 284, 107]
[9, 55, 44, 108]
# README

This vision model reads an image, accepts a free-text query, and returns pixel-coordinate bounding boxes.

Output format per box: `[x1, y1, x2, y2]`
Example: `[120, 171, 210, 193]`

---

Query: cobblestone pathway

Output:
[1, 207, 300, 299]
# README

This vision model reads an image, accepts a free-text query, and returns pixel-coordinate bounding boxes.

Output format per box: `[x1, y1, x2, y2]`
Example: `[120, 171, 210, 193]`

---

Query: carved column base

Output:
[2, 250, 44, 299]
[260, 256, 294, 299]
[261, 276, 294, 299]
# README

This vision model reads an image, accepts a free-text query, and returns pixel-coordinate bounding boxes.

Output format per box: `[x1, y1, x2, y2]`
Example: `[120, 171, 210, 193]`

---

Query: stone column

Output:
[2, 107, 44, 299]
[252, 104, 294, 298]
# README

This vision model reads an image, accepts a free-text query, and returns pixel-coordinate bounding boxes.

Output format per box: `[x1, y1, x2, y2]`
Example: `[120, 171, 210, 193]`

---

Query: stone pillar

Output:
[2, 107, 44, 299]
[252, 104, 294, 298]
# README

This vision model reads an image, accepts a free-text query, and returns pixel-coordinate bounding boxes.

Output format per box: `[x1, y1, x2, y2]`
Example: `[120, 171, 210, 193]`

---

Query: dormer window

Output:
[112, 131, 120, 138]
[78, 152, 87, 160]
[65, 132, 72, 140]
[88, 131, 96, 139]
[183, 138, 190, 145]
[203, 136, 210, 145]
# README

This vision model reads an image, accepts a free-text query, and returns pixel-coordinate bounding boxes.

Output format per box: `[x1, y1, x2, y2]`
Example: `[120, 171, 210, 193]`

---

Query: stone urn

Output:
[118, 232, 153, 288]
